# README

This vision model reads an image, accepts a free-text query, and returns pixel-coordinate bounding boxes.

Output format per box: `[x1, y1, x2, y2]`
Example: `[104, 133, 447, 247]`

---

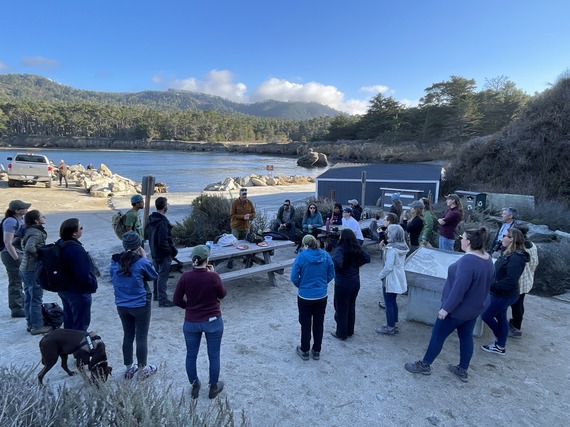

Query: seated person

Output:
[295, 203, 324, 253]
[341, 207, 364, 244]
[348, 199, 363, 221]
[271, 199, 296, 240]
[324, 203, 343, 251]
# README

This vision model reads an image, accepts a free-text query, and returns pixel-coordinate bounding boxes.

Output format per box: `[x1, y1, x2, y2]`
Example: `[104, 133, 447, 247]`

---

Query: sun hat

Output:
[131, 194, 144, 204]
[9, 200, 31, 211]
[122, 231, 142, 251]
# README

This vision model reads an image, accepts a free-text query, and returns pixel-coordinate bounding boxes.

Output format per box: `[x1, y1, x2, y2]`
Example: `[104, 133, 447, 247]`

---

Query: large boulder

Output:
[297, 149, 328, 167]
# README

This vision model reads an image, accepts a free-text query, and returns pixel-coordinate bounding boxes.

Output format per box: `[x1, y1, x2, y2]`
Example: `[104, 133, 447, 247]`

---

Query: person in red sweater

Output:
[437, 194, 463, 251]
[173, 245, 227, 400]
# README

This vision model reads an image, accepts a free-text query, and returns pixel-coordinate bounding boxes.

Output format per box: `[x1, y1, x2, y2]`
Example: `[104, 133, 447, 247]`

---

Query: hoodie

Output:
[290, 248, 335, 300]
[491, 249, 530, 298]
[145, 212, 177, 261]
[110, 252, 158, 308]
[379, 242, 409, 294]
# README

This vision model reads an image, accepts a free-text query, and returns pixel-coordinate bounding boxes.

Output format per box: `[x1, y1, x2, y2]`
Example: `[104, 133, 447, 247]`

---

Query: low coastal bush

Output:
[0, 364, 248, 427]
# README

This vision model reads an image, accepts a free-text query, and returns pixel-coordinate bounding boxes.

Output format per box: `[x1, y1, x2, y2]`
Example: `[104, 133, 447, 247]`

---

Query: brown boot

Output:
[208, 381, 224, 399]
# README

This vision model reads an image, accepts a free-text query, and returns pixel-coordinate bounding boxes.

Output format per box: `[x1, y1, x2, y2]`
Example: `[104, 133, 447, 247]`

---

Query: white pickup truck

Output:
[6, 153, 53, 188]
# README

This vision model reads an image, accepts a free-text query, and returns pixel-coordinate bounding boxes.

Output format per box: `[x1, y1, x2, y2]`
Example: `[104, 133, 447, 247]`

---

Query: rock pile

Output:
[296, 148, 328, 167]
[203, 174, 315, 191]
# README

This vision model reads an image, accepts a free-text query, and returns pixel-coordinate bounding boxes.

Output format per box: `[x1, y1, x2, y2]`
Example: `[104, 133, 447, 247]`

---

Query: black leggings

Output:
[510, 293, 526, 330]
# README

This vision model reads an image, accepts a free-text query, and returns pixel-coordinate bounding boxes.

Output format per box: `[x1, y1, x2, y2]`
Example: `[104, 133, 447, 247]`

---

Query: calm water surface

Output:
[2, 148, 329, 192]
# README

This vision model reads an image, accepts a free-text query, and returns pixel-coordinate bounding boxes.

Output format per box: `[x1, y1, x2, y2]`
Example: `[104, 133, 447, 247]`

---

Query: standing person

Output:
[20, 210, 51, 334]
[341, 208, 364, 244]
[405, 227, 494, 382]
[331, 229, 370, 340]
[173, 245, 227, 399]
[1, 199, 31, 318]
[437, 194, 463, 251]
[295, 203, 323, 253]
[491, 207, 519, 255]
[271, 199, 296, 241]
[390, 193, 403, 220]
[125, 195, 145, 242]
[58, 160, 69, 187]
[481, 227, 529, 356]
[402, 200, 425, 254]
[57, 218, 98, 331]
[509, 223, 539, 339]
[376, 225, 409, 335]
[348, 199, 363, 221]
[230, 188, 256, 240]
[419, 197, 435, 246]
[111, 231, 159, 380]
[291, 235, 335, 361]
[145, 197, 177, 307]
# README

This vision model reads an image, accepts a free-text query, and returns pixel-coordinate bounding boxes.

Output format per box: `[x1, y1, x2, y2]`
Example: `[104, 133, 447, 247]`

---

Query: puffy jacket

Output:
[59, 238, 98, 294]
[491, 250, 529, 297]
[145, 212, 177, 261]
[20, 225, 47, 272]
[110, 252, 158, 308]
[379, 242, 408, 294]
[290, 248, 334, 299]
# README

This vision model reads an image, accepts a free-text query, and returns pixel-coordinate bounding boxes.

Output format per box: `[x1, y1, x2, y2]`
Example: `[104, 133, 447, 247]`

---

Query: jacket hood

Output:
[388, 242, 409, 254]
[148, 212, 167, 225]
[513, 249, 530, 263]
[301, 248, 328, 265]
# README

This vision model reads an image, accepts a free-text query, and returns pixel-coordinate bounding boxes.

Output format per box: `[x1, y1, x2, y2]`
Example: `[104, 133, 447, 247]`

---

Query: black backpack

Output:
[42, 302, 64, 328]
[36, 241, 73, 292]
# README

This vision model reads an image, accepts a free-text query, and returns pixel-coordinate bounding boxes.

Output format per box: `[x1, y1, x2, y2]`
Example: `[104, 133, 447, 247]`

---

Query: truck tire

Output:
[8, 179, 16, 187]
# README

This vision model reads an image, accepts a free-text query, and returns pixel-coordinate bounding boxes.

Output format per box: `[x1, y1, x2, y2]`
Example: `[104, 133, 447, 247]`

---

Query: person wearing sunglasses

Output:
[481, 227, 529, 356]
[271, 199, 296, 241]
[57, 218, 98, 331]
[295, 204, 323, 253]
[230, 188, 256, 240]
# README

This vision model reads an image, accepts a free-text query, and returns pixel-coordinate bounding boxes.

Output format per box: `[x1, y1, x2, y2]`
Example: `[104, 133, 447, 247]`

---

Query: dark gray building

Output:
[316, 163, 443, 209]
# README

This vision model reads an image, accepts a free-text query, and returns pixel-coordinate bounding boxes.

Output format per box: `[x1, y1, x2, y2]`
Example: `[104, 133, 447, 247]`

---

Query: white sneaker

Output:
[139, 364, 157, 379]
[125, 364, 138, 379]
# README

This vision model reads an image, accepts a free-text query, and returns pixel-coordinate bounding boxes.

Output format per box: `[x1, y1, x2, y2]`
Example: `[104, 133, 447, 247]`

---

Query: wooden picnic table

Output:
[175, 239, 296, 286]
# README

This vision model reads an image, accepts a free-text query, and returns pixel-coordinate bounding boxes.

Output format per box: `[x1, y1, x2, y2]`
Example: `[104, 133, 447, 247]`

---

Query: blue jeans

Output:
[382, 287, 399, 327]
[58, 291, 92, 331]
[21, 270, 44, 328]
[272, 220, 296, 241]
[117, 303, 151, 367]
[183, 317, 224, 386]
[481, 294, 519, 347]
[439, 236, 455, 251]
[423, 316, 478, 370]
[153, 257, 172, 303]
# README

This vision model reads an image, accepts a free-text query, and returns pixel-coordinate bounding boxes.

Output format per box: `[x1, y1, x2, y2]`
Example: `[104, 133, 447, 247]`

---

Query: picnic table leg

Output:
[267, 271, 277, 286]
[263, 250, 276, 286]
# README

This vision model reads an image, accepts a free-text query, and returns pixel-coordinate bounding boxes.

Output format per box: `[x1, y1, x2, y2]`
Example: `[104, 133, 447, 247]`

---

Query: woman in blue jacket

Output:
[111, 231, 158, 380]
[331, 229, 370, 340]
[295, 203, 324, 253]
[481, 227, 529, 356]
[291, 235, 334, 361]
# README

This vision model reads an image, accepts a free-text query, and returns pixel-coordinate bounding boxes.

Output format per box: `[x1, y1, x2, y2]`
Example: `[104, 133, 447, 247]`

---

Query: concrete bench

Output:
[218, 258, 295, 286]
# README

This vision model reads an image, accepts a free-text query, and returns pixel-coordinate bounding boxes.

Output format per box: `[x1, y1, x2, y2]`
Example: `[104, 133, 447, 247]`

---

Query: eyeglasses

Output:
[309, 207, 316, 210]
[503, 234, 511, 238]
[284, 203, 290, 206]
[40, 215, 46, 219]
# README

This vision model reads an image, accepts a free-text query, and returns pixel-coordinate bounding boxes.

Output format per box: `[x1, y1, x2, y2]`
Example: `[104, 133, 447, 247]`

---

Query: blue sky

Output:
[1, 0, 569, 114]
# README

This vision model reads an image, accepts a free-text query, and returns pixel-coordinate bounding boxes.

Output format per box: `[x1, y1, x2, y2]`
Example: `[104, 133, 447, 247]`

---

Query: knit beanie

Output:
[122, 231, 142, 251]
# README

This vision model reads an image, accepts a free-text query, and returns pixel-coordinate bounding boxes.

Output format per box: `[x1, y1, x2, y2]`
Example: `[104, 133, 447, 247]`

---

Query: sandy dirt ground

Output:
[1, 181, 569, 426]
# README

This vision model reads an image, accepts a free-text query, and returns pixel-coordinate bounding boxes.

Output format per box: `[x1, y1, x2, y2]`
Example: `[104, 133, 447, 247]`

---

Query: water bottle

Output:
[325, 218, 330, 232]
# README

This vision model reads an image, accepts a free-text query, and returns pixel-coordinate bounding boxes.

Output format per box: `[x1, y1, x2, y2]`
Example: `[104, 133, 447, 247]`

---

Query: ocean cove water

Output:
[2, 148, 329, 192]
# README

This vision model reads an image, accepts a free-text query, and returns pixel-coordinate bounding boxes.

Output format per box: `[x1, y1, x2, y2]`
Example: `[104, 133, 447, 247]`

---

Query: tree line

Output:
[0, 75, 530, 144]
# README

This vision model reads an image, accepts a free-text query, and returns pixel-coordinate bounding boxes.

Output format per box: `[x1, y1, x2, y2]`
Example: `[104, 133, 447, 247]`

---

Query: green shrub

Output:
[0, 364, 248, 427]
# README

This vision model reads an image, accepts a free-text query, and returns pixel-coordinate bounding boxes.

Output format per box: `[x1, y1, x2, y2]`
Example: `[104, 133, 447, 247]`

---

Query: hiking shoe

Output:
[378, 301, 385, 309]
[296, 346, 310, 361]
[209, 381, 224, 399]
[405, 360, 431, 375]
[139, 364, 157, 379]
[448, 364, 469, 382]
[481, 342, 506, 356]
[375, 325, 396, 335]
[30, 325, 53, 335]
[158, 300, 175, 307]
[311, 350, 320, 361]
[125, 364, 138, 379]
[508, 325, 522, 339]
[191, 381, 201, 399]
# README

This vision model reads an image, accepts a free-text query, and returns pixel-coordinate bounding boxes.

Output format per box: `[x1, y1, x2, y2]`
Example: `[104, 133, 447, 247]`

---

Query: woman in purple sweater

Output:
[405, 227, 495, 382]
[173, 245, 227, 400]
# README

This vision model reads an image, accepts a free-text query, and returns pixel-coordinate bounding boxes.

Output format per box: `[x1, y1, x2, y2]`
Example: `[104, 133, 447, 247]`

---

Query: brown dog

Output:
[38, 329, 112, 385]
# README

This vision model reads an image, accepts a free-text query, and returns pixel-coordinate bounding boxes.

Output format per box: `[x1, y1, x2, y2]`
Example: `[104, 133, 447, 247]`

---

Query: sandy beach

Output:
[1, 181, 569, 426]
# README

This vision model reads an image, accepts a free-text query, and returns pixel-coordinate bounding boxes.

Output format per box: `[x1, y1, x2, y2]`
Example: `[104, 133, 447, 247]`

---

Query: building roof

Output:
[317, 163, 442, 181]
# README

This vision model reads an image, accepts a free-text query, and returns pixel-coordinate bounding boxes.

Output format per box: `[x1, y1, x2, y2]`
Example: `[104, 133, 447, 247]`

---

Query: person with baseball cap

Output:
[437, 194, 463, 251]
[124, 194, 145, 242]
[2, 200, 31, 318]
[348, 199, 362, 221]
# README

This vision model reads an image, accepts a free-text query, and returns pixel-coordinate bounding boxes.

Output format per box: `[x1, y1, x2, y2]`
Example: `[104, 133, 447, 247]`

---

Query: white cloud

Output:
[359, 85, 390, 94]
[21, 56, 59, 69]
[169, 70, 247, 102]
[158, 70, 403, 115]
